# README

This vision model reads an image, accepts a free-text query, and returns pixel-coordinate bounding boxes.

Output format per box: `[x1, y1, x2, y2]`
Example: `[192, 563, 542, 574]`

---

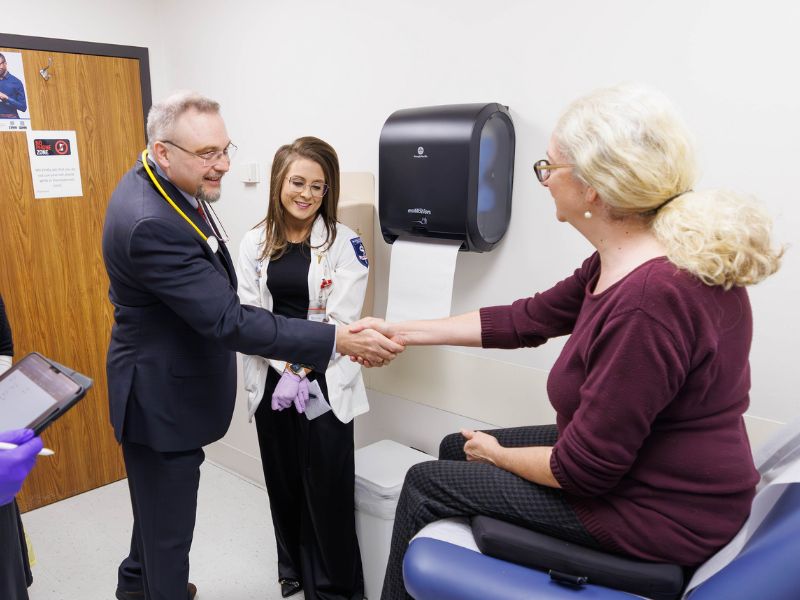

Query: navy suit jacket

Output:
[102, 159, 335, 451]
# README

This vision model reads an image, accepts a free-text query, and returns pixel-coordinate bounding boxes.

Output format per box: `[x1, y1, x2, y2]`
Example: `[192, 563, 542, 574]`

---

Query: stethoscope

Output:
[141, 149, 229, 253]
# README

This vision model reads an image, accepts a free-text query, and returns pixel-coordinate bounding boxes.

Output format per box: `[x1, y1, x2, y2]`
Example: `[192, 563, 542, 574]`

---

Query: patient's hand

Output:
[461, 429, 501, 466]
[349, 317, 397, 339]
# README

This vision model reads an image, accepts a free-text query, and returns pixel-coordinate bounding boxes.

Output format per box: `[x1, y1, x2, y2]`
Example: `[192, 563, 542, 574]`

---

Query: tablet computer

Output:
[0, 352, 93, 435]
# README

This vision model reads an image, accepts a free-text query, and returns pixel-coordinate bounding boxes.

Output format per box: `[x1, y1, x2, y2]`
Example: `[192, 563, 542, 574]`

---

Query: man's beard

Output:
[197, 185, 221, 203]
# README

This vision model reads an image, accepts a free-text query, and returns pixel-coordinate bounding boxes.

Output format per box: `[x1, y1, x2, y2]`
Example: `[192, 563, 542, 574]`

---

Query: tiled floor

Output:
[22, 462, 299, 600]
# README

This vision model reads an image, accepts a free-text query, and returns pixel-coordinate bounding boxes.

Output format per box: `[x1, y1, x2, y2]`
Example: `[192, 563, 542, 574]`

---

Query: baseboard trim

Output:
[205, 439, 266, 488]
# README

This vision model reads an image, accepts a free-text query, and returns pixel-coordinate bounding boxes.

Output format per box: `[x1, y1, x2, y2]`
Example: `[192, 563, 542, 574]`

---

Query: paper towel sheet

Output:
[385, 237, 462, 322]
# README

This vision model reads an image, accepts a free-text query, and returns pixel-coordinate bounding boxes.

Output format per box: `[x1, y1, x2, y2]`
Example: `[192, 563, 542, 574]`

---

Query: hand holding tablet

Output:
[0, 352, 93, 435]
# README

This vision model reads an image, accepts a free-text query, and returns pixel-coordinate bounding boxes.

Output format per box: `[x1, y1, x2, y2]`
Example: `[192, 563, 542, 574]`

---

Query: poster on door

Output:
[26, 130, 84, 199]
[0, 51, 31, 132]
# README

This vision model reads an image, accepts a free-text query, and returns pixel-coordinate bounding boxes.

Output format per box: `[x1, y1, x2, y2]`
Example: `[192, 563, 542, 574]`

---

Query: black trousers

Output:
[380, 425, 600, 600]
[255, 386, 363, 600]
[117, 440, 204, 600]
[0, 500, 30, 600]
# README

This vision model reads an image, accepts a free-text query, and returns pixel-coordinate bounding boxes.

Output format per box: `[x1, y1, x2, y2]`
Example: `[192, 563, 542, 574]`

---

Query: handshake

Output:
[272, 311, 476, 411]
[272, 318, 403, 414]
[336, 317, 405, 368]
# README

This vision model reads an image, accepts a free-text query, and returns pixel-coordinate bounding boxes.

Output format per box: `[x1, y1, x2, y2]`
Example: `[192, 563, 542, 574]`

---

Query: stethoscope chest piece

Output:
[207, 235, 219, 253]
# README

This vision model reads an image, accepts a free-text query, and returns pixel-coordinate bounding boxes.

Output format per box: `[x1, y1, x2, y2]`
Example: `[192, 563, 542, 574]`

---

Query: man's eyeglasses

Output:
[533, 159, 574, 184]
[163, 140, 238, 167]
[286, 176, 329, 199]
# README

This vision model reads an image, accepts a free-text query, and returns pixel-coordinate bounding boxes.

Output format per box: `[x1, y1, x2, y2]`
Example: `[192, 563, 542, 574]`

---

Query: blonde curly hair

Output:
[554, 84, 783, 289]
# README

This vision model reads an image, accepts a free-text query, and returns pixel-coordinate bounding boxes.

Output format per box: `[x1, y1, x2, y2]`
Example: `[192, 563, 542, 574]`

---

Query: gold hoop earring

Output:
[584, 210, 593, 219]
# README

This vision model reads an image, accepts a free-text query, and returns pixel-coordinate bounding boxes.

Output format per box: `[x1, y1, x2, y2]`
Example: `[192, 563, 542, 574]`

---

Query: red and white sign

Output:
[26, 130, 83, 199]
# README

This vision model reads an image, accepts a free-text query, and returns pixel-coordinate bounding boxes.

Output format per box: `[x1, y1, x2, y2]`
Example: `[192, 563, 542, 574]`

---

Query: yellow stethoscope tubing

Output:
[141, 149, 208, 242]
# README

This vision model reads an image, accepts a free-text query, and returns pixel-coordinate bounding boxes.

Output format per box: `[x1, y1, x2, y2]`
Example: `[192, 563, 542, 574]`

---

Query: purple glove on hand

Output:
[0, 428, 43, 506]
[272, 371, 301, 411]
[294, 378, 309, 414]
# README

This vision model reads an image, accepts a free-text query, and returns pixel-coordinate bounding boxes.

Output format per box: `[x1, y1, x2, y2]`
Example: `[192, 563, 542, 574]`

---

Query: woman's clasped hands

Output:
[271, 371, 309, 413]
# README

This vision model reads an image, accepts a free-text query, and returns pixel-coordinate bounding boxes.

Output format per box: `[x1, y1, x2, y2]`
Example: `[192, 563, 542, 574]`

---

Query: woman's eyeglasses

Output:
[286, 176, 329, 198]
[533, 159, 574, 184]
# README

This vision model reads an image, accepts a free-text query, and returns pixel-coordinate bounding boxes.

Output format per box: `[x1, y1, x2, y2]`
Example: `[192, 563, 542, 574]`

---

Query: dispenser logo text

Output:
[413, 146, 428, 159]
[34, 138, 71, 156]
[407, 208, 431, 215]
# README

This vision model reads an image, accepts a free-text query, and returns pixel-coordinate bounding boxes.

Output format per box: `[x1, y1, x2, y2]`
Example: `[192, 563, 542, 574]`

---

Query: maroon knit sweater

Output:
[479, 254, 758, 566]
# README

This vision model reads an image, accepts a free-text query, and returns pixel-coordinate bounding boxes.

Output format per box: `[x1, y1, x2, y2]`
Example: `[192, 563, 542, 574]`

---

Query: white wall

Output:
[12, 0, 800, 472]
[17, 1, 167, 100]
[174, 0, 799, 461]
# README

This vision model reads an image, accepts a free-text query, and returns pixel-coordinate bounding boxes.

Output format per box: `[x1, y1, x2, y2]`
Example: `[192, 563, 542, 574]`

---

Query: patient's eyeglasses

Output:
[286, 176, 329, 198]
[533, 159, 574, 184]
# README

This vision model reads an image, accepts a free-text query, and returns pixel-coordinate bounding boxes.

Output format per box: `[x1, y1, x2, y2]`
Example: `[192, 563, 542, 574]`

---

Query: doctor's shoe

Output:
[115, 583, 197, 599]
[279, 578, 302, 598]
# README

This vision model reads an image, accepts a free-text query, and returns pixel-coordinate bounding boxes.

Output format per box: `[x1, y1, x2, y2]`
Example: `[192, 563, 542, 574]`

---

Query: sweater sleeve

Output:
[550, 308, 689, 496]
[480, 254, 598, 349]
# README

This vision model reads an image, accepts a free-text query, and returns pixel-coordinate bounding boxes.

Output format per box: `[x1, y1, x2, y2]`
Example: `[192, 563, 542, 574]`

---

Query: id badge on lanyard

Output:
[308, 252, 331, 323]
[308, 305, 327, 322]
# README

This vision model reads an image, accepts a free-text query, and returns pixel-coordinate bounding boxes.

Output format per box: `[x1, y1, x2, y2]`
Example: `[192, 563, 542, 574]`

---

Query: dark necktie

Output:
[196, 201, 209, 225]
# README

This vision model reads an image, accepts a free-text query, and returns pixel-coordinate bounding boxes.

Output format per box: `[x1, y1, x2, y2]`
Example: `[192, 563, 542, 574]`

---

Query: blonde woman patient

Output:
[349, 84, 785, 600]
[237, 137, 368, 600]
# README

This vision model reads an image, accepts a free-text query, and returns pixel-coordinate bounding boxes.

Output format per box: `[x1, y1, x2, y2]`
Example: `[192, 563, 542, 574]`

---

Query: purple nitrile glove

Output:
[272, 371, 301, 411]
[294, 377, 309, 414]
[0, 428, 43, 506]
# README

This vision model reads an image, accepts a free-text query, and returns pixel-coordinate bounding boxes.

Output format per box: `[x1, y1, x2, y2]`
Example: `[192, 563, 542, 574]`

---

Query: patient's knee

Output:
[438, 432, 466, 460]
[403, 460, 440, 495]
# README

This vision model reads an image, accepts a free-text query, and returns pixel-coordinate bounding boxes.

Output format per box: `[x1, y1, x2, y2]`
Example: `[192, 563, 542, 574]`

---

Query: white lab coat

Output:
[237, 216, 369, 423]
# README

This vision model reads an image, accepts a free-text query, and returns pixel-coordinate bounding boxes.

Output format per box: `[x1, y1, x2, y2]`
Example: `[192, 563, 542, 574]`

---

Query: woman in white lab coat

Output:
[237, 137, 369, 600]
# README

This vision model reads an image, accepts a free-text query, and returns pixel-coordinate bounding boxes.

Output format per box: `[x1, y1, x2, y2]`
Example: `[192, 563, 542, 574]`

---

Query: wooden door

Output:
[0, 39, 149, 511]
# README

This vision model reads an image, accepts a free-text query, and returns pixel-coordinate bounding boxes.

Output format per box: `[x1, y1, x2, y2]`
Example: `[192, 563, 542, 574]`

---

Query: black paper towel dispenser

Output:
[379, 103, 515, 252]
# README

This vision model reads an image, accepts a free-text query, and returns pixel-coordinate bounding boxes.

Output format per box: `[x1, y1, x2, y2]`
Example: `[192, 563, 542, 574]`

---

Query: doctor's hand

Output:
[336, 325, 404, 368]
[461, 429, 501, 466]
[0, 429, 44, 506]
[272, 372, 301, 411]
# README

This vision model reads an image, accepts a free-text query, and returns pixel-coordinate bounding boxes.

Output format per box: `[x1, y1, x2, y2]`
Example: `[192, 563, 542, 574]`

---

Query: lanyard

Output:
[141, 149, 208, 242]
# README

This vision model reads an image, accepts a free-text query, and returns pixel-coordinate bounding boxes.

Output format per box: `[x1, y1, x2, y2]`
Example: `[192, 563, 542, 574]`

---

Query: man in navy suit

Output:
[102, 91, 401, 600]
